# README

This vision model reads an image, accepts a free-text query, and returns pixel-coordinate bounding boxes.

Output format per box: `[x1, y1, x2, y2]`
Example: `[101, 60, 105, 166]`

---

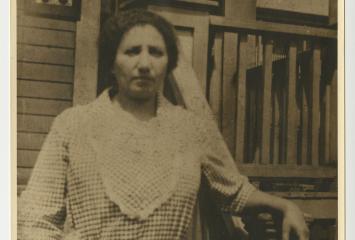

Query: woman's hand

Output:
[244, 190, 310, 240]
[281, 201, 310, 240]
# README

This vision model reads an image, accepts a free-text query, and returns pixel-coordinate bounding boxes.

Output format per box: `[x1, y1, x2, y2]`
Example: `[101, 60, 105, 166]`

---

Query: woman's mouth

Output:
[132, 77, 155, 88]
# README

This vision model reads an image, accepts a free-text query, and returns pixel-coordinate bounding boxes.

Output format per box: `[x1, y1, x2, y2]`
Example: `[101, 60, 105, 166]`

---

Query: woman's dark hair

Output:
[99, 9, 179, 96]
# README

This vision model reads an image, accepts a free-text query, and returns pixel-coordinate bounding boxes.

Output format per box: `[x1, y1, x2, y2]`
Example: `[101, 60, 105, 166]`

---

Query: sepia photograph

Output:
[15, 0, 341, 239]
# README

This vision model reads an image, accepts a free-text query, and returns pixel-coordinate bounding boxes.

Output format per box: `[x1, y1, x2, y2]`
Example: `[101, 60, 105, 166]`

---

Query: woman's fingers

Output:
[282, 222, 290, 240]
[296, 224, 310, 240]
[282, 218, 310, 240]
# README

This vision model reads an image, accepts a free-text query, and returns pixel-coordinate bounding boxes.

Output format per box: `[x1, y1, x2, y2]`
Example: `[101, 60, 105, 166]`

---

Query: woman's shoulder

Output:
[171, 104, 213, 126]
[164, 102, 214, 133]
[163, 101, 198, 122]
[51, 101, 95, 132]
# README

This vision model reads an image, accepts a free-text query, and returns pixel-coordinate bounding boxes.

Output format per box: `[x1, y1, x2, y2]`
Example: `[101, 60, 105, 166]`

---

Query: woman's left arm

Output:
[196, 116, 309, 240]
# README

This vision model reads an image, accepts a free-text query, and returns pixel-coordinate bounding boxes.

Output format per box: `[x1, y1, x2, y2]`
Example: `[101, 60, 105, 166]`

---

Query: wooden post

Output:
[73, 0, 101, 105]
[310, 43, 321, 166]
[193, 15, 210, 94]
[221, 0, 243, 155]
[209, 32, 223, 128]
[286, 41, 299, 165]
[235, 33, 248, 163]
[260, 37, 273, 165]
[222, 32, 238, 155]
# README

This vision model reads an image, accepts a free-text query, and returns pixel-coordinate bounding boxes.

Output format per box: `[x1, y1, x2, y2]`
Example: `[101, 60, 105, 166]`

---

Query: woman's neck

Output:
[114, 93, 157, 121]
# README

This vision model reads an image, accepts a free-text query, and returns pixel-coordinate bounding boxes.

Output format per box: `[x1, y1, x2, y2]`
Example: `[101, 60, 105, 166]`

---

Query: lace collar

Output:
[87, 90, 187, 219]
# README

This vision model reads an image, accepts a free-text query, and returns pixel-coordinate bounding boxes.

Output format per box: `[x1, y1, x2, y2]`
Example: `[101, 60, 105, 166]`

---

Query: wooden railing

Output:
[207, 19, 337, 173]
[169, 14, 337, 240]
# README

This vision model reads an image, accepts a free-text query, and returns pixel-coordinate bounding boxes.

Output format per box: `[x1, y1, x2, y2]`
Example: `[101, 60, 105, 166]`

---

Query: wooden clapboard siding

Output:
[17, 11, 76, 32]
[17, 97, 72, 116]
[18, 133, 47, 151]
[17, 0, 25, 10]
[18, 168, 33, 185]
[18, 185, 26, 196]
[260, 38, 273, 164]
[18, 80, 73, 100]
[17, 114, 55, 133]
[18, 62, 74, 83]
[17, 4, 76, 193]
[18, 44, 75, 66]
[18, 150, 39, 168]
[17, 26, 75, 49]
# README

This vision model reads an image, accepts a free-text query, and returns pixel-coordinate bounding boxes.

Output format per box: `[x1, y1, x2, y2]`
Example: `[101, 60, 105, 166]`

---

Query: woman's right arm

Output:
[18, 112, 71, 240]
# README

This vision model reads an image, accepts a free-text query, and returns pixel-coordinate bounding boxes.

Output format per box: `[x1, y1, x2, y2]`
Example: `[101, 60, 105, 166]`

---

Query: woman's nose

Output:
[137, 51, 151, 73]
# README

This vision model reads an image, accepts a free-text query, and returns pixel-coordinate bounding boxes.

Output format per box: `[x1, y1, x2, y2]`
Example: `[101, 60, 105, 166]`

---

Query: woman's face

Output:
[113, 24, 168, 101]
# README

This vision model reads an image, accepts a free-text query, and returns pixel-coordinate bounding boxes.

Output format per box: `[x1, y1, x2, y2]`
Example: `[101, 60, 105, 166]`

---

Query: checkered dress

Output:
[18, 90, 256, 240]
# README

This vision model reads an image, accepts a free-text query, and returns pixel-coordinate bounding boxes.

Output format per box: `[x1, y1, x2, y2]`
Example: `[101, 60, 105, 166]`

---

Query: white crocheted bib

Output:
[88, 91, 189, 219]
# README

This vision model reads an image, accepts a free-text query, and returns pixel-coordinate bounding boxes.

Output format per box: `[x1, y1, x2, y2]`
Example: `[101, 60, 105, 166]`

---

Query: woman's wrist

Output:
[272, 195, 293, 215]
[244, 190, 293, 215]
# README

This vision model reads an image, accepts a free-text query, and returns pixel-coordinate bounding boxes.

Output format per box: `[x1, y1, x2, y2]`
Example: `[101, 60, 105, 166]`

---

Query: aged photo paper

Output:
[12, 0, 345, 239]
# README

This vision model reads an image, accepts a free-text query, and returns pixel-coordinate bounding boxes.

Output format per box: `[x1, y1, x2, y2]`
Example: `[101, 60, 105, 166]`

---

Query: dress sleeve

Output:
[196, 116, 256, 215]
[18, 110, 72, 240]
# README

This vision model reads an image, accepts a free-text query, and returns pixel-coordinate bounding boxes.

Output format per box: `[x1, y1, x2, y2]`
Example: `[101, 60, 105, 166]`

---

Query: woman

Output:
[18, 9, 309, 240]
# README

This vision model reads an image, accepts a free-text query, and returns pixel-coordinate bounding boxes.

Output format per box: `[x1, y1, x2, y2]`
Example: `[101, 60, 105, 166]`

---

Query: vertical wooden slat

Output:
[324, 84, 331, 164]
[329, 69, 337, 164]
[260, 37, 273, 164]
[301, 76, 310, 165]
[235, 34, 248, 163]
[272, 59, 282, 164]
[272, 87, 280, 165]
[209, 32, 223, 128]
[73, 0, 101, 105]
[222, 32, 238, 154]
[310, 43, 321, 166]
[286, 41, 299, 165]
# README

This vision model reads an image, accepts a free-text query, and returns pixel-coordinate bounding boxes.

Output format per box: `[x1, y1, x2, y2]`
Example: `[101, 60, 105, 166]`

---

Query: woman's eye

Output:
[124, 47, 140, 56]
[149, 47, 164, 57]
